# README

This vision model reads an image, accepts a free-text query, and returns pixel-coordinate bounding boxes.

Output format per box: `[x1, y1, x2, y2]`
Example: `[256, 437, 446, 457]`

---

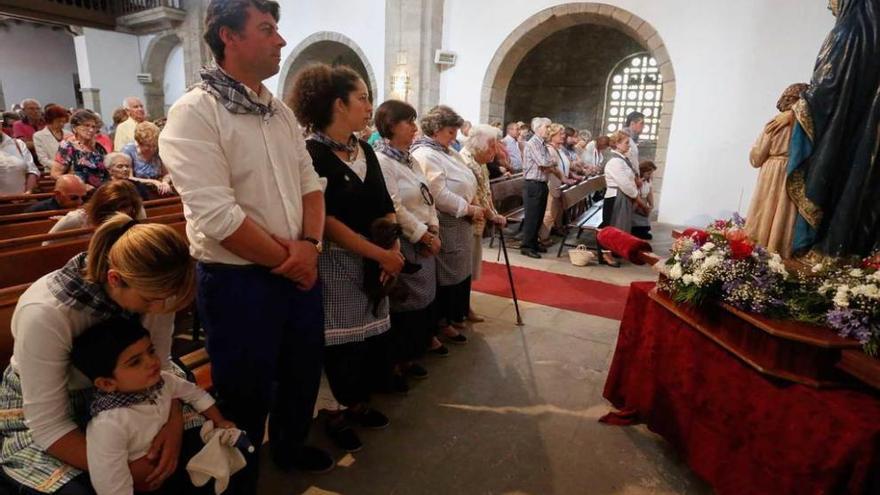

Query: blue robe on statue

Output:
[786, 0, 880, 257]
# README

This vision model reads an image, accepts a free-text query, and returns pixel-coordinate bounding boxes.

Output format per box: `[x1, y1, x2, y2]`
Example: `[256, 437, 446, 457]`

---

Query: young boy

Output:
[631, 160, 657, 240]
[71, 317, 235, 495]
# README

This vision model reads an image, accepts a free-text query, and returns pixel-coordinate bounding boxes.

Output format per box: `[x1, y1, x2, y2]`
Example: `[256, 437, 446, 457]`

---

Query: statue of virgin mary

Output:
[786, 0, 880, 258]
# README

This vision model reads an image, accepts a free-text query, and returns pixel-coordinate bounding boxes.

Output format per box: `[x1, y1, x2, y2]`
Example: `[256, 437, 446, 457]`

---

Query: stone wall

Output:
[504, 24, 642, 139]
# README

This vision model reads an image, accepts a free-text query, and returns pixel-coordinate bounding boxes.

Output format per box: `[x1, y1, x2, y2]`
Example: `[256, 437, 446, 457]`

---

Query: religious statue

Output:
[785, 0, 880, 258]
[745, 83, 808, 259]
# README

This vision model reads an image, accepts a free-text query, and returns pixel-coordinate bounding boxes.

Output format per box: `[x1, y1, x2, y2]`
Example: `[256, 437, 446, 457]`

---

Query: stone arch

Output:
[141, 31, 182, 119]
[277, 31, 378, 103]
[482, 3, 675, 209]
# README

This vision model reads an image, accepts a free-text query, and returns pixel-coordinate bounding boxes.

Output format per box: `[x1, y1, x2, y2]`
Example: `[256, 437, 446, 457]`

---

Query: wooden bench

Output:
[555, 175, 607, 257]
[488, 174, 524, 249]
[0, 212, 185, 253]
[0, 197, 183, 240]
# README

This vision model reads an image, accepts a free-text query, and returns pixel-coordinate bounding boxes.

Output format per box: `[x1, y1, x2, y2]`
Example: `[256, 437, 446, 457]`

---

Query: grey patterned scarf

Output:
[410, 136, 449, 155]
[198, 65, 275, 117]
[47, 253, 136, 320]
[374, 138, 414, 168]
[309, 131, 359, 154]
[90, 378, 165, 417]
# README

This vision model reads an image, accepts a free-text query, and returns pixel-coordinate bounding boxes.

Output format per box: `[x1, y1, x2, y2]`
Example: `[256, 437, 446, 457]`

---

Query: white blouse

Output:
[11, 276, 175, 450]
[0, 134, 39, 195]
[412, 147, 477, 218]
[377, 153, 439, 243]
[33, 127, 64, 169]
[604, 151, 639, 200]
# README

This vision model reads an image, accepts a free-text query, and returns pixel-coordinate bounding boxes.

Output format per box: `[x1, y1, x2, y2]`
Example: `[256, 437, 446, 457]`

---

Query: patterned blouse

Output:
[55, 138, 108, 188]
[461, 149, 500, 236]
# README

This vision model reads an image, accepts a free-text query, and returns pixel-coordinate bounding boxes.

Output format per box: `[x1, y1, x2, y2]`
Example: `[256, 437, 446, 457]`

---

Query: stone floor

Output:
[258, 224, 713, 494]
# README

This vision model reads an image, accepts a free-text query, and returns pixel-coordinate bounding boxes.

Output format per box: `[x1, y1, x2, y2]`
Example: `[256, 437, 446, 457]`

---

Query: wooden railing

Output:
[0, 0, 183, 30]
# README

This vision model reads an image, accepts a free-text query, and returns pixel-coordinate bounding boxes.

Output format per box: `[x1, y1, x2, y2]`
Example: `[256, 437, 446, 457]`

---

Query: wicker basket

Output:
[568, 245, 596, 266]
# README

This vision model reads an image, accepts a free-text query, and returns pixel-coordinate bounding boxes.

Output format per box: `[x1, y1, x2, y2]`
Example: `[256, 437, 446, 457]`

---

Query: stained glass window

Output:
[604, 53, 663, 141]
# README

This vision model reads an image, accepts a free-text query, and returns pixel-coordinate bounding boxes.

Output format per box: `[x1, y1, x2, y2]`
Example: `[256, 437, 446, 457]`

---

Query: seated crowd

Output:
[0, 1, 657, 494]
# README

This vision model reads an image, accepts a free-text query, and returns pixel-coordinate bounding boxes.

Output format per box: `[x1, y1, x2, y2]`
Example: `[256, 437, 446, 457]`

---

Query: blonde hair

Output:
[608, 131, 630, 147]
[545, 123, 565, 141]
[134, 121, 160, 146]
[85, 213, 194, 312]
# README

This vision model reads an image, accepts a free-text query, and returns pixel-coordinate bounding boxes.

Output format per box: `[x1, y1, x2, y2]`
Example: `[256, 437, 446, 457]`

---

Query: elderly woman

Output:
[540, 123, 574, 243]
[0, 215, 198, 494]
[45, 179, 145, 244]
[52, 110, 109, 188]
[461, 124, 506, 317]
[33, 105, 70, 171]
[412, 105, 484, 344]
[0, 129, 39, 195]
[601, 131, 647, 266]
[289, 63, 403, 453]
[374, 99, 443, 392]
[122, 121, 173, 196]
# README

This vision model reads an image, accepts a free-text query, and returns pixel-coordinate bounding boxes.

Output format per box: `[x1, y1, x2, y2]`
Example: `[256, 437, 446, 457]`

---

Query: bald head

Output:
[54, 175, 87, 209]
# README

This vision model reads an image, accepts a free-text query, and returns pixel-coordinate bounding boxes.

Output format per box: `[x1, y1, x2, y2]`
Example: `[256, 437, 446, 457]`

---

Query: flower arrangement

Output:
[659, 214, 880, 356]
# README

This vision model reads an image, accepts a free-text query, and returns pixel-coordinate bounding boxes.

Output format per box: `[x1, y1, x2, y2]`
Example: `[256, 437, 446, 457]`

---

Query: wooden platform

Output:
[648, 287, 876, 389]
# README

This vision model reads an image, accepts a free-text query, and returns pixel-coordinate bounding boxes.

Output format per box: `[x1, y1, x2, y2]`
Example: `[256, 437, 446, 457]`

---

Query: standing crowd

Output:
[0, 0, 657, 494]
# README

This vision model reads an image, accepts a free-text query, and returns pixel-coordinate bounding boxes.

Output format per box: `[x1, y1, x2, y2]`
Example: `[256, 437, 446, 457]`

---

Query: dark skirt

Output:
[436, 276, 471, 326]
[389, 303, 435, 363]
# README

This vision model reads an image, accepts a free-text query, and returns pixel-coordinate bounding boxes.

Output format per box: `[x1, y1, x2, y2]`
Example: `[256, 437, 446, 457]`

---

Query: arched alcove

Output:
[278, 32, 378, 103]
[482, 3, 675, 210]
[141, 31, 182, 119]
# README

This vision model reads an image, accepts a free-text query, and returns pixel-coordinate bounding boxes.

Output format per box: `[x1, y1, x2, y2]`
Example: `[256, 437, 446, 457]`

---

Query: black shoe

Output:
[520, 249, 541, 259]
[442, 332, 468, 345]
[390, 373, 409, 395]
[429, 344, 450, 357]
[405, 362, 429, 379]
[326, 422, 363, 452]
[346, 407, 390, 430]
[290, 446, 335, 473]
[536, 245, 548, 253]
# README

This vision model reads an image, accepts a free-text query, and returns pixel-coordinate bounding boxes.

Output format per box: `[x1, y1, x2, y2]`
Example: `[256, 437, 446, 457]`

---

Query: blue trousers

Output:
[196, 263, 324, 494]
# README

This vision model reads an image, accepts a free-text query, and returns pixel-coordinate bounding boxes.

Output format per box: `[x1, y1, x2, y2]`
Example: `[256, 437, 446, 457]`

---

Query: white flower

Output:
[811, 263, 824, 273]
[691, 250, 705, 261]
[767, 255, 789, 277]
[669, 263, 683, 280]
[849, 268, 864, 278]
[701, 242, 716, 252]
[818, 281, 833, 294]
[850, 284, 880, 300]
[703, 255, 722, 270]
[682, 274, 696, 286]
[833, 286, 850, 308]
[674, 254, 681, 262]
[871, 271, 880, 282]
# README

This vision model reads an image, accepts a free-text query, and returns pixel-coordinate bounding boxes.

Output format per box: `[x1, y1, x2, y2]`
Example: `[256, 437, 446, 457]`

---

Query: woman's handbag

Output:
[568, 244, 596, 266]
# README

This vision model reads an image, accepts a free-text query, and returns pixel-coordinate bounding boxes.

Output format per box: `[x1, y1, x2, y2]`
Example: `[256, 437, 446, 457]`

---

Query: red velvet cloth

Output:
[597, 227, 652, 264]
[603, 282, 880, 495]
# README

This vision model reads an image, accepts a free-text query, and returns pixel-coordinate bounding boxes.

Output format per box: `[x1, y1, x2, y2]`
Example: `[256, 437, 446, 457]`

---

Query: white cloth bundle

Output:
[186, 421, 248, 494]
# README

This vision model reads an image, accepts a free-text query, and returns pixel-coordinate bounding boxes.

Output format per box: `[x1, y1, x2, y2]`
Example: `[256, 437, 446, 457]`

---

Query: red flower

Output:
[729, 239, 754, 260]
[862, 253, 880, 270]
[682, 228, 709, 245]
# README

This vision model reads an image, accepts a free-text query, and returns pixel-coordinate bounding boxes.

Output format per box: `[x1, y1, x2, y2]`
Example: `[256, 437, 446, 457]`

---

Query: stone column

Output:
[179, 0, 211, 85]
[80, 88, 102, 116]
[385, 0, 444, 115]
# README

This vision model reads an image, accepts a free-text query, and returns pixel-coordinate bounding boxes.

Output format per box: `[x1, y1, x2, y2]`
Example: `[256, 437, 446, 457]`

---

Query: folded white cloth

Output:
[186, 421, 248, 494]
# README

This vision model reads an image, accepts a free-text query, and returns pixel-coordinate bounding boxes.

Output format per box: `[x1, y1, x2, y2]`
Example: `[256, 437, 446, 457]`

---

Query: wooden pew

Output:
[0, 221, 186, 288]
[488, 174, 525, 248]
[0, 197, 183, 240]
[555, 175, 607, 257]
[0, 212, 185, 253]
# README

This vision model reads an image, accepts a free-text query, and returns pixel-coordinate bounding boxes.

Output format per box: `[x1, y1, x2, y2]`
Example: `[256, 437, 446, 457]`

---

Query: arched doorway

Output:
[482, 3, 675, 207]
[278, 32, 378, 103]
[141, 31, 183, 119]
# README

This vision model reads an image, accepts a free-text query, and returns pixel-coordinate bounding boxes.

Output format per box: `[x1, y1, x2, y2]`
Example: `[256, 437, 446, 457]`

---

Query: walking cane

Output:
[496, 227, 524, 326]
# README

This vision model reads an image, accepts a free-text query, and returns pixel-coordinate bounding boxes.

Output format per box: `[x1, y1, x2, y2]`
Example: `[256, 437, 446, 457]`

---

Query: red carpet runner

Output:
[472, 261, 630, 320]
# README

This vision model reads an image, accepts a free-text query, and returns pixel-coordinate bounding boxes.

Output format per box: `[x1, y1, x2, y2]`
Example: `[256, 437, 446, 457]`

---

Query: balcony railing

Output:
[0, 0, 184, 30]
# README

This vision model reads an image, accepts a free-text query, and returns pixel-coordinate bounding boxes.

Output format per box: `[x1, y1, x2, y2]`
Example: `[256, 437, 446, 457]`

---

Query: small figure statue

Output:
[745, 83, 808, 258]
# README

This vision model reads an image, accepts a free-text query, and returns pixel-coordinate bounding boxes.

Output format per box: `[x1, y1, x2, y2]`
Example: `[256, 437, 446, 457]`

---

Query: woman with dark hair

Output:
[288, 63, 403, 453]
[51, 110, 109, 188]
[373, 99, 441, 392]
[411, 105, 483, 344]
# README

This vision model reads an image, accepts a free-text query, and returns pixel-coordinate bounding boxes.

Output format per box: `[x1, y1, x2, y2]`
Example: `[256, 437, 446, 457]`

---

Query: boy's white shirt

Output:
[86, 370, 215, 495]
